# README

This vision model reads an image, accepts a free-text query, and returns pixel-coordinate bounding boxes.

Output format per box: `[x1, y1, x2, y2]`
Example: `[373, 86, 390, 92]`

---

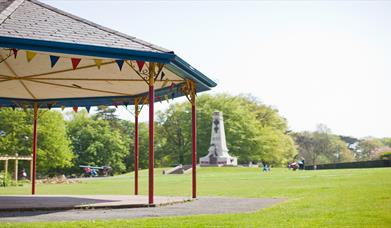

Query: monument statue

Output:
[200, 111, 237, 166]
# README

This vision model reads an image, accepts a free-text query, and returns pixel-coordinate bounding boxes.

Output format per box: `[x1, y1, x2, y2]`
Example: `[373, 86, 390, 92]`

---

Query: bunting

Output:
[21, 104, 27, 112]
[162, 79, 169, 88]
[169, 82, 175, 91]
[71, 58, 81, 70]
[47, 103, 53, 110]
[26, 51, 37, 62]
[136, 60, 145, 71]
[143, 96, 149, 105]
[61, 106, 65, 111]
[116, 60, 124, 71]
[164, 94, 169, 103]
[73, 106, 78, 112]
[50, 55, 60, 68]
[94, 59, 102, 69]
[86, 106, 91, 113]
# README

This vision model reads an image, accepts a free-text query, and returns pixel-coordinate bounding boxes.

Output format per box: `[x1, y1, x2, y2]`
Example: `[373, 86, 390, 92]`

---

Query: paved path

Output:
[0, 195, 189, 211]
[0, 197, 285, 223]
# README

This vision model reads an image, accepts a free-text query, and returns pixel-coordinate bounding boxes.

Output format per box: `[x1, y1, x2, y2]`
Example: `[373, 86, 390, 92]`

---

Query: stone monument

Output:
[200, 111, 237, 166]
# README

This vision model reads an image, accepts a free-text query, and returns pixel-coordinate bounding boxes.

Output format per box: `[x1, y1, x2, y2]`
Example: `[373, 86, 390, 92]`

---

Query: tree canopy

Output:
[156, 93, 297, 166]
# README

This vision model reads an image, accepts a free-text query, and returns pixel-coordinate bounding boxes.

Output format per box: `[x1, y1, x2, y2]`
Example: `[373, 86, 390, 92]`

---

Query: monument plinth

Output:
[200, 111, 237, 166]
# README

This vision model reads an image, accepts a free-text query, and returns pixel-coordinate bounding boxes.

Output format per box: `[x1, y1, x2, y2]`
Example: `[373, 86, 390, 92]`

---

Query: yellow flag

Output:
[162, 79, 169, 88]
[143, 96, 149, 105]
[26, 51, 37, 62]
[61, 106, 65, 111]
[94, 59, 102, 69]
[164, 95, 169, 103]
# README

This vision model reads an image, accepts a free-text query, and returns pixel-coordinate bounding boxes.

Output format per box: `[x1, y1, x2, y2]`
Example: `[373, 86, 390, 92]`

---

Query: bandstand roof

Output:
[0, 0, 216, 108]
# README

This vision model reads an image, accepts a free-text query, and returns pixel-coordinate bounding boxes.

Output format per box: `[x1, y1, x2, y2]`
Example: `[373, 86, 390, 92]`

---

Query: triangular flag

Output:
[73, 106, 78, 113]
[12, 49, 18, 58]
[86, 106, 91, 113]
[47, 103, 53, 110]
[22, 104, 27, 112]
[143, 96, 148, 105]
[164, 95, 169, 103]
[11, 106, 16, 111]
[71, 58, 81, 70]
[61, 106, 65, 111]
[162, 79, 169, 88]
[169, 82, 175, 91]
[94, 59, 102, 69]
[116, 60, 124, 71]
[160, 71, 165, 81]
[114, 104, 118, 108]
[172, 93, 175, 100]
[157, 96, 162, 103]
[26, 51, 37, 62]
[136, 61, 145, 71]
[50, 55, 60, 68]
[123, 101, 129, 107]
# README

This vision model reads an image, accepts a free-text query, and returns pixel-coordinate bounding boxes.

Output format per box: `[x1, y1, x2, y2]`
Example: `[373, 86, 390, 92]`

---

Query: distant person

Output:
[263, 163, 270, 172]
[290, 161, 299, 171]
[298, 160, 304, 170]
[20, 168, 27, 179]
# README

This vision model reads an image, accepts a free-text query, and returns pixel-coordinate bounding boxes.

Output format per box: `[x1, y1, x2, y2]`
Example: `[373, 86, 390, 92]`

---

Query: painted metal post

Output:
[148, 69, 155, 205]
[191, 89, 197, 199]
[31, 103, 38, 195]
[134, 100, 139, 195]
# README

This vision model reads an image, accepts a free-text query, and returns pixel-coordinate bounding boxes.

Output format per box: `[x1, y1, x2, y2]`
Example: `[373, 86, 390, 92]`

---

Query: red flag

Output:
[71, 58, 81, 70]
[136, 61, 145, 71]
[73, 106, 78, 112]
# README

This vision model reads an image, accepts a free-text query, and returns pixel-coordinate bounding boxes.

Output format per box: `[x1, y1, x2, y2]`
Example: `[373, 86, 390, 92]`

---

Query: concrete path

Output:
[0, 195, 190, 211]
[0, 197, 285, 223]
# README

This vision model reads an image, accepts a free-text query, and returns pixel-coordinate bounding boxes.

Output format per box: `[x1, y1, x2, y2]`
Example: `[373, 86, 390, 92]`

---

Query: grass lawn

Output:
[1, 167, 390, 227]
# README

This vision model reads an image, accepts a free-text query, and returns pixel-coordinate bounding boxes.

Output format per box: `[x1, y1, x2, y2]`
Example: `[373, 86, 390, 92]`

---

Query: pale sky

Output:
[43, 0, 390, 138]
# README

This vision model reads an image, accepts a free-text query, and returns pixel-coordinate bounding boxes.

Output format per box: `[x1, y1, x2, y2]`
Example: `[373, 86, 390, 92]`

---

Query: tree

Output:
[155, 93, 296, 166]
[67, 111, 128, 173]
[0, 108, 73, 175]
[294, 124, 355, 165]
[356, 138, 384, 161]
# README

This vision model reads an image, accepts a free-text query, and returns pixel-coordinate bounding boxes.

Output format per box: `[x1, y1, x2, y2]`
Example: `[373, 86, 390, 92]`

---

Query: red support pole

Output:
[134, 104, 139, 195]
[191, 95, 197, 199]
[148, 82, 155, 205]
[31, 103, 38, 195]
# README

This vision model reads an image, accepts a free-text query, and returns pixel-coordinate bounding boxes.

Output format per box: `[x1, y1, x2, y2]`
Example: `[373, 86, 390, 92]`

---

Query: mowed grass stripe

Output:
[0, 167, 390, 227]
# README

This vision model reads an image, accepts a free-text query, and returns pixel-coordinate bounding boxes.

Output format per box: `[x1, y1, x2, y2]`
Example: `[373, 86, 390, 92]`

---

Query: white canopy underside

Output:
[0, 48, 184, 100]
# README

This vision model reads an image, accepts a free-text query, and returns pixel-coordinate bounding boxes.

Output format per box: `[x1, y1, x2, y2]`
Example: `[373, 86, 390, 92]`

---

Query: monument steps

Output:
[164, 164, 192, 175]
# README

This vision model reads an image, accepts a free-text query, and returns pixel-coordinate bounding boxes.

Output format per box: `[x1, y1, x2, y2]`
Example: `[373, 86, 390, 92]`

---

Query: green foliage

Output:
[379, 151, 391, 160]
[36, 111, 73, 175]
[356, 138, 384, 161]
[156, 93, 296, 166]
[0, 109, 73, 175]
[381, 138, 391, 147]
[294, 125, 355, 165]
[66, 111, 128, 173]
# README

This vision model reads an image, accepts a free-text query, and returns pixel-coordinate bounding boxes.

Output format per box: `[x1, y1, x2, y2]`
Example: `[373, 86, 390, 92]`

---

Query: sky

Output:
[42, 0, 391, 138]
